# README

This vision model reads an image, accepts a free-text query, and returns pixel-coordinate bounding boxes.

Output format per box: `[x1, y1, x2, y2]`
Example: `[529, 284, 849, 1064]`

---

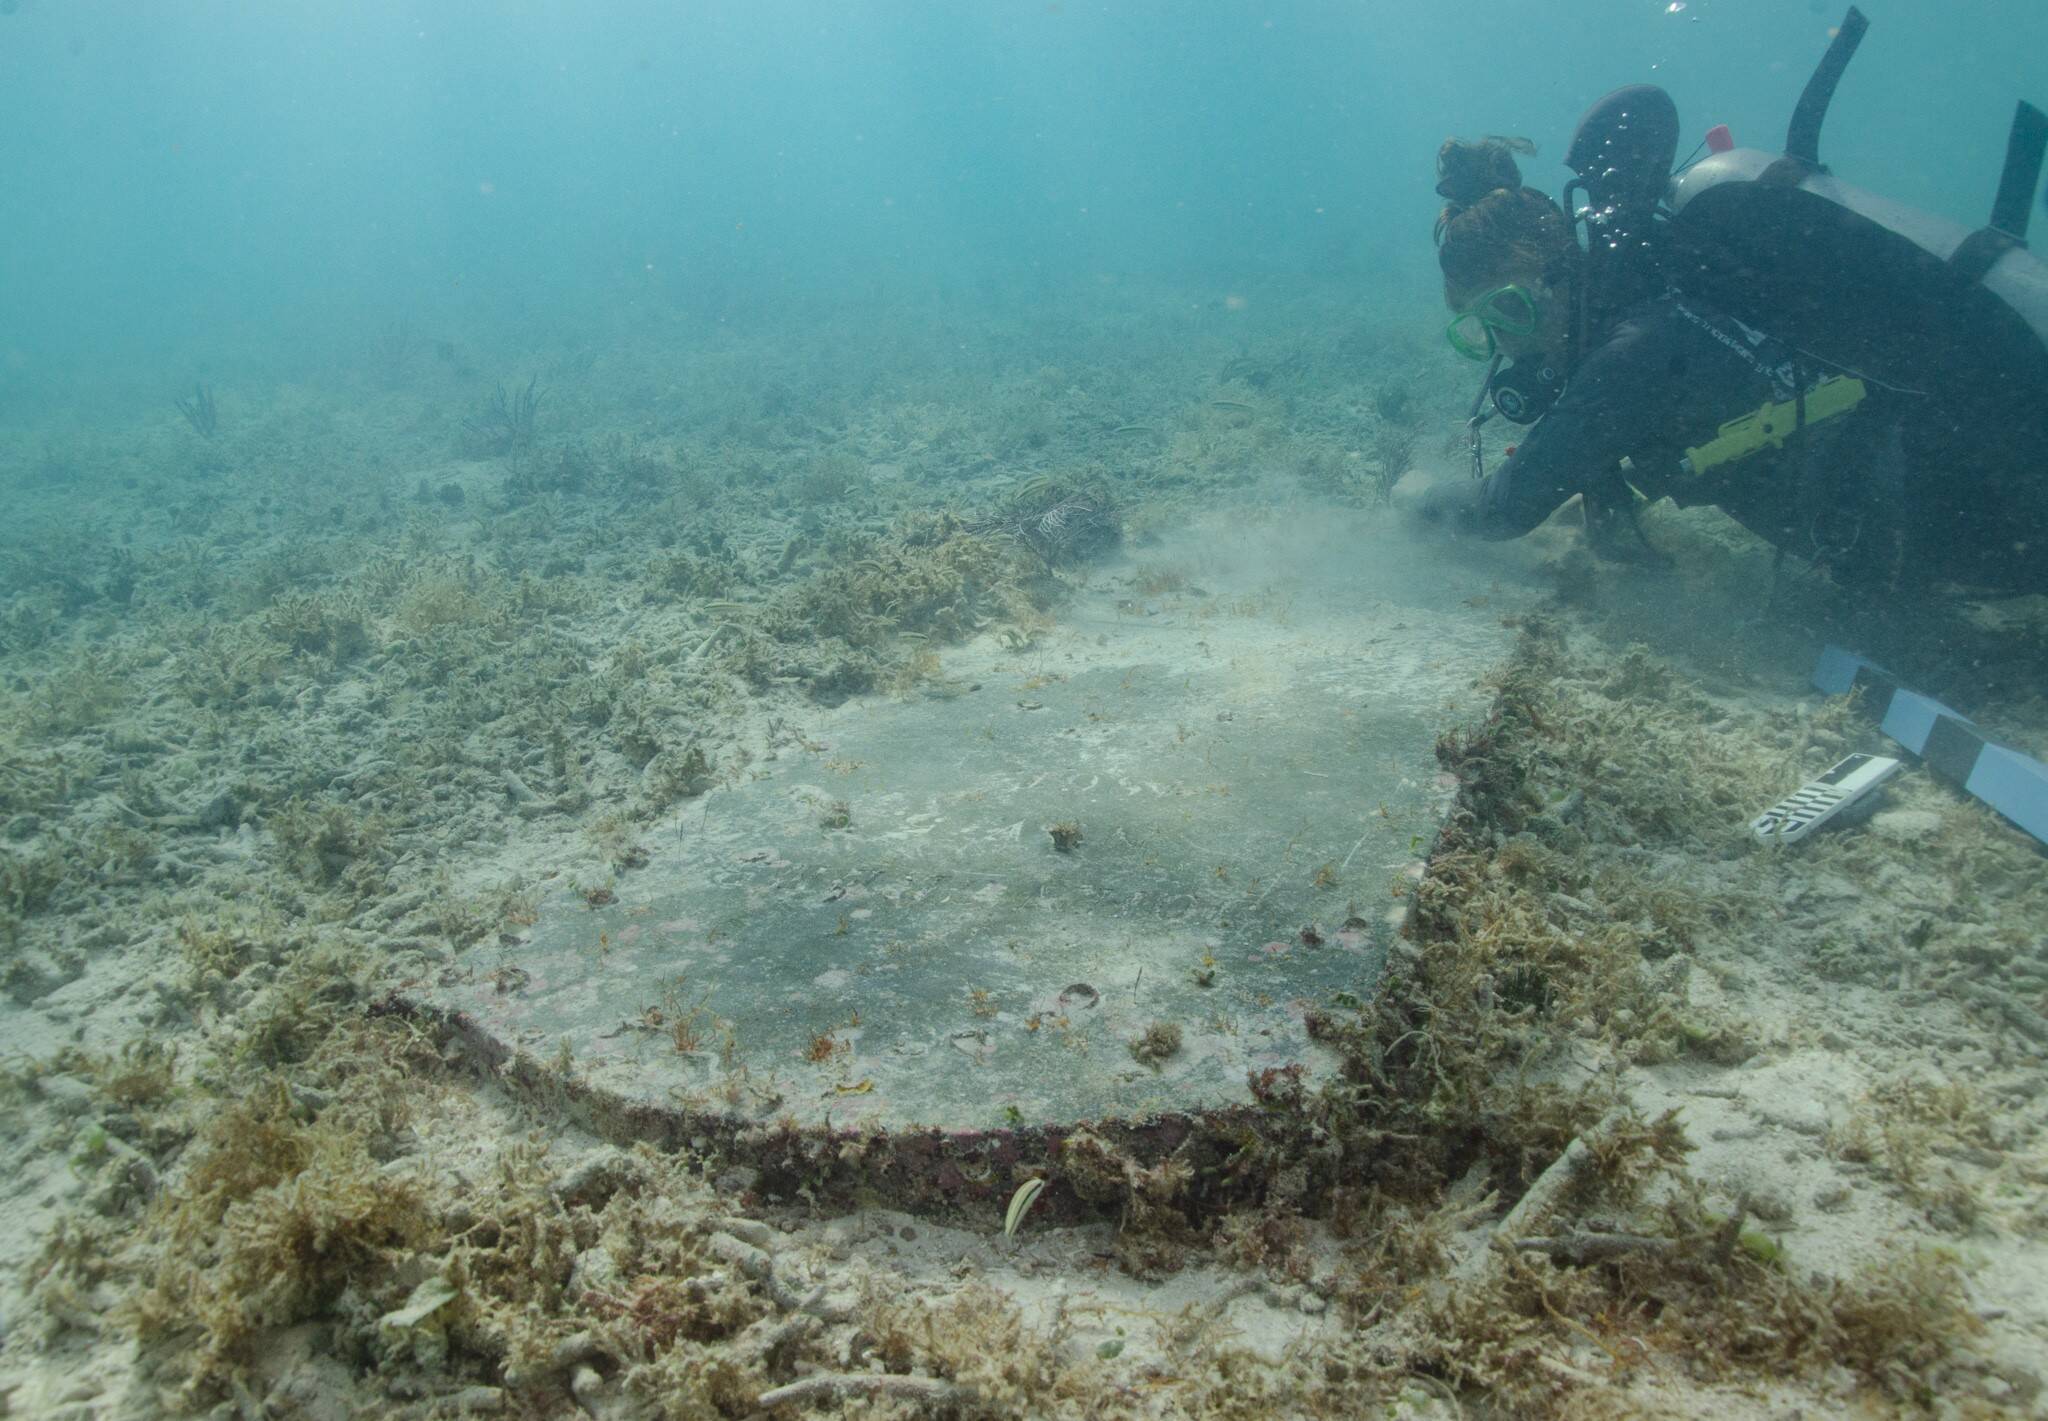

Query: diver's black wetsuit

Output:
[1440, 292, 2048, 594]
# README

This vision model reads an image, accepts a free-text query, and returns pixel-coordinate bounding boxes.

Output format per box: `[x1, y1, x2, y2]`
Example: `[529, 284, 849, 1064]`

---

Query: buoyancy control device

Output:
[1569, 6, 2048, 435]
[1461, 6, 2048, 573]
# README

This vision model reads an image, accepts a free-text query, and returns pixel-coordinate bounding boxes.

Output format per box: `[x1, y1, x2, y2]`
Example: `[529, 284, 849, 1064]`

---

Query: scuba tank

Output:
[1663, 9, 2048, 424]
[1465, 7, 2048, 478]
[1564, 83, 1680, 369]
[1584, 7, 2048, 424]
[1469, 5, 2048, 572]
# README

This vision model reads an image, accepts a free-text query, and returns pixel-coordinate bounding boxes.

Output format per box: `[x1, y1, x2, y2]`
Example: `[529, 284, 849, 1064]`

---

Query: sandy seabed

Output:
[1, 279, 2044, 1418]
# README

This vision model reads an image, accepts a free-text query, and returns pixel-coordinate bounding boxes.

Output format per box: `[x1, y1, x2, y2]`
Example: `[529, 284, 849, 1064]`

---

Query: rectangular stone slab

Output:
[405, 526, 1526, 1137]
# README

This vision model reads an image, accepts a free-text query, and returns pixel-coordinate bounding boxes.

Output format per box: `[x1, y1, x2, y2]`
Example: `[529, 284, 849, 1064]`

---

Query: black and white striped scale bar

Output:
[1813, 645, 2048, 849]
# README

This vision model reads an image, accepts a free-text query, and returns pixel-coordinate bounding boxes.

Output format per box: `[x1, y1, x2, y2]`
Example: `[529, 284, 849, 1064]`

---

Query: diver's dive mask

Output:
[1444, 283, 1541, 362]
[1446, 283, 1565, 422]
[1455, 287, 1569, 482]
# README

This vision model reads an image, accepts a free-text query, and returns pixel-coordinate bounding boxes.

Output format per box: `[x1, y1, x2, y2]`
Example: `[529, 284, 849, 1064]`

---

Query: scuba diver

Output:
[1415, 8, 2048, 599]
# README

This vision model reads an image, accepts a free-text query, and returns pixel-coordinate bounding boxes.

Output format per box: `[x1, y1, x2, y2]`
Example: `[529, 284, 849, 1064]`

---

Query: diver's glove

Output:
[1581, 480, 1673, 567]
[1408, 476, 1484, 535]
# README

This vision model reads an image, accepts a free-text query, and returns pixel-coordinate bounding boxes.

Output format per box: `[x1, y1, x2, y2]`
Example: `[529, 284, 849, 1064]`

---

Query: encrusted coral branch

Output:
[756, 1372, 961, 1409]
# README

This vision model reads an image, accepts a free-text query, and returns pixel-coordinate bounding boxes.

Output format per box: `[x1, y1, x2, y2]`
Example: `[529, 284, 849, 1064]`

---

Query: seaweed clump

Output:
[1128, 1020, 1182, 1070]
[463, 376, 543, 457]
[972, 474, 1123, 566]
[47, 999, 793, 1415]
[744, 510, 1051, 705]
[13, 586, 2008, 1416]
[1277, 619, 1991, 1413]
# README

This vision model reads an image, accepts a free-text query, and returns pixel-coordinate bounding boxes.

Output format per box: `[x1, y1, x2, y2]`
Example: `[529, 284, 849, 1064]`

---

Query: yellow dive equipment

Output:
[1677, 375, 1866, 477]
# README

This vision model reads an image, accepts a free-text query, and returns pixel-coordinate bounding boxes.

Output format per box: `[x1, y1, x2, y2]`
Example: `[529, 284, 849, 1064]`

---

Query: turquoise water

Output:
[1, 0, 2039, 397]
[1, 5, 2044, 1412]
